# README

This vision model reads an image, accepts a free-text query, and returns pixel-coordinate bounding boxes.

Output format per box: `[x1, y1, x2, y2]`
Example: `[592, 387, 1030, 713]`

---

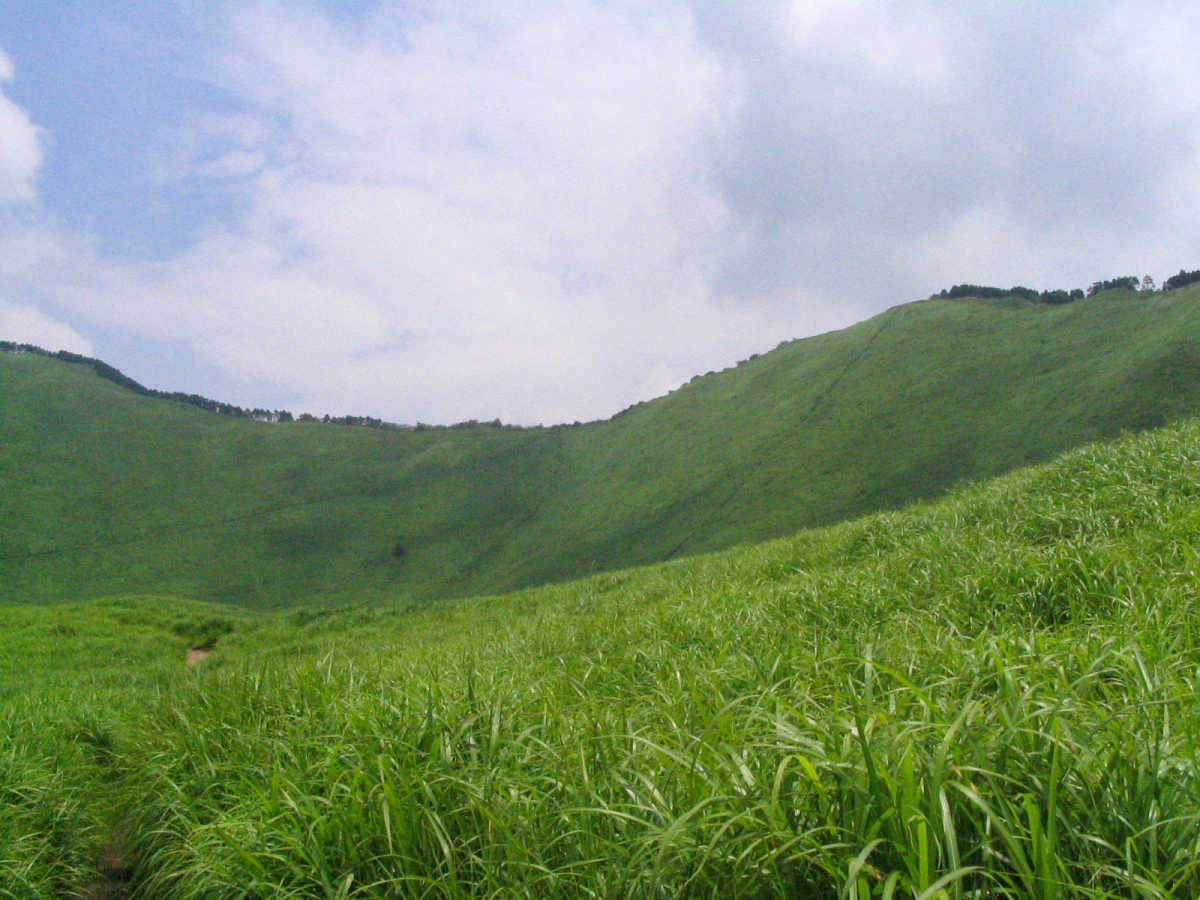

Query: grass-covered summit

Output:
[3, 284, 1200, 607]
[5, 415, 1200, 896]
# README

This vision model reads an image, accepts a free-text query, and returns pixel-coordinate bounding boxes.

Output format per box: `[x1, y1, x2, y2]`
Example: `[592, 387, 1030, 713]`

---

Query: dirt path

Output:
[77, 836, 133, 899]
[78, 642, 211, 896]
[185, 646, 213, 667]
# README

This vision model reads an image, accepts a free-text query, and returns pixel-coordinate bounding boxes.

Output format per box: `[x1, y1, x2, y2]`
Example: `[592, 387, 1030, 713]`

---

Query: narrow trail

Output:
[78, 837, 133, 900]
[804, 310, 894, 420]
[78, 641, 217, 897]
[664, 312, 895, 562]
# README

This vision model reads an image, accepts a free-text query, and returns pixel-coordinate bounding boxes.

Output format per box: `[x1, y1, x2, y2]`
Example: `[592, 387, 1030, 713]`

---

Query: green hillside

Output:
[3, 285, 1200, 607]
[5, 418, 1200, 896]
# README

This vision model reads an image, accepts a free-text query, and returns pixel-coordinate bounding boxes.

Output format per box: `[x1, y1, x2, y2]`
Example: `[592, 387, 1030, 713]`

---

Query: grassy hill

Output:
[4, 417, 1200, 896]
[3, 285, 1200, 607]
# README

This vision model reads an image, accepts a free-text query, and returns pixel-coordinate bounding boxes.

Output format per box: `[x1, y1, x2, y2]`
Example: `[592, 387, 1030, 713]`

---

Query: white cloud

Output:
[0, 52, 89, 354]
[0, 49, 41, 203]
[696, 0, 1200, 303]
[908, 205, 1041, 290]
[1, 2, 774, 424]
[0, 300, 92, 354]
[3, 3, 1200, 423]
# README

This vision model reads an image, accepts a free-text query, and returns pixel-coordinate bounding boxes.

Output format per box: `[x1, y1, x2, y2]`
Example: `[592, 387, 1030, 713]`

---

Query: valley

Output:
[4, 285, 1200, 609]
[3, 284, 1200, 896]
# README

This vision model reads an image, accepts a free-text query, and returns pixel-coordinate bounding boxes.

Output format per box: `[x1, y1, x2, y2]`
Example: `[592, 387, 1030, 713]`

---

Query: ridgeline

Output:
[3, 283, 1199, 607]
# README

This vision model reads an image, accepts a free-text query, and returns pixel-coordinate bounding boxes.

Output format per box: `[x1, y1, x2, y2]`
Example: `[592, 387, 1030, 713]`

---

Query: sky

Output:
[0, 1, 1197, 425]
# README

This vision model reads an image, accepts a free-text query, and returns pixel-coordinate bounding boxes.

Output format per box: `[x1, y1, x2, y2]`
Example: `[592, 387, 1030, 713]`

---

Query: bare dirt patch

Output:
[185, 645, 213, 667]
[76, 836, 133, 900]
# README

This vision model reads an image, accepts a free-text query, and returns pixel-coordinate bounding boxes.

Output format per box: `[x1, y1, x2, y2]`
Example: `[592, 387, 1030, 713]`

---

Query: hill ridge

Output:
[4, 272, 1194, 430]
[3, 284, 1200, 607]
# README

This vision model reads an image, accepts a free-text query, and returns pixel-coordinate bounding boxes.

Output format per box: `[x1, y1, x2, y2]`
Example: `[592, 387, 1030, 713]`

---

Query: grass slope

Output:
[4, 417, 1200, 896]
[3, 286, 1200, 608]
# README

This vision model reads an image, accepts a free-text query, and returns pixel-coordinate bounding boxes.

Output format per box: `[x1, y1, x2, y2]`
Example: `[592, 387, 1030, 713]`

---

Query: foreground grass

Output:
[5, 419, 1200, 895]
[0, 597, 264, 897]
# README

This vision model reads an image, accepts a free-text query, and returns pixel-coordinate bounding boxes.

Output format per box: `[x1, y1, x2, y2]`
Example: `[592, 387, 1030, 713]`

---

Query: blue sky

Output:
[1, 2, 1198, 424]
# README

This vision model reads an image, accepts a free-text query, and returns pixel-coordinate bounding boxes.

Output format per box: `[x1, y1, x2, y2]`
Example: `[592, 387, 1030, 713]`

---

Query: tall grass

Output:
[0, 596, 265, 896]
[94, 420, 1200, 897]
[0, 704, 107, 898]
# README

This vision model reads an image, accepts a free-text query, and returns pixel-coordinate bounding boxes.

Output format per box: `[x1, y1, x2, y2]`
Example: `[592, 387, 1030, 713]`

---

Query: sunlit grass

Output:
[2, 419, 1192, 895]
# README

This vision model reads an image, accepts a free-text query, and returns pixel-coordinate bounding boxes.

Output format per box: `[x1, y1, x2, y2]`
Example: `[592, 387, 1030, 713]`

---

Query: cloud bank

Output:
[0, 50, 41, 203]
[0, 49, 91, 353]
[1, 2, 1199, 423]
[0, 301, 92, 355]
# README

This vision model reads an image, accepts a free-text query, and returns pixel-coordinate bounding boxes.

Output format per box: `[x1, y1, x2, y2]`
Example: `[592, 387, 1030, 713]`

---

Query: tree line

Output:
[0, 342, 536, 432]
[938, 284, 1085, 303]
[6, 263, 1199, 429]
[936, 265, 1200, 304]
[0, 342, 416, 430]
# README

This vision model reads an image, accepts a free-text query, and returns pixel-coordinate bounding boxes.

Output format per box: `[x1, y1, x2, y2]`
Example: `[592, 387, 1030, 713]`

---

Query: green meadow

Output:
[5, 416, 1200, 897]
[4, 287, 1200, 609]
